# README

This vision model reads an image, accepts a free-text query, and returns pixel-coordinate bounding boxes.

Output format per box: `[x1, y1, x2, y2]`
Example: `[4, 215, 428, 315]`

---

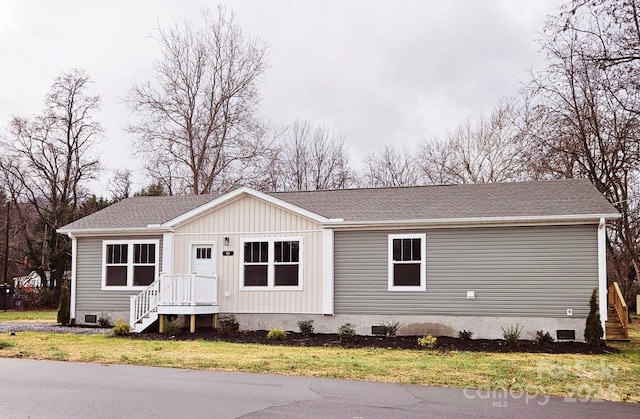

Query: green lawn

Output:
[0, 313, 638, 403]
[0, 310, 56, 322]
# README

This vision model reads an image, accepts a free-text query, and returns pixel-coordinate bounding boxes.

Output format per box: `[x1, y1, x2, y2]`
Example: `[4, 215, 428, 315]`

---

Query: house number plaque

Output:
[222, 251, 234, 256]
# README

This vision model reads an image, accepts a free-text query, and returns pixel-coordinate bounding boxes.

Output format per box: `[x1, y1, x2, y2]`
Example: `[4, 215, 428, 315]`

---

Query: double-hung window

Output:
[388, 234, 426, 291]
[242, 238, 302, 289]
[103, 240, 159, 289]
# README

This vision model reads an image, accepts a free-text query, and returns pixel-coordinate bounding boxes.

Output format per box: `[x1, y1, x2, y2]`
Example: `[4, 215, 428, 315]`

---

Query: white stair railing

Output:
[129, 281, 159, 327]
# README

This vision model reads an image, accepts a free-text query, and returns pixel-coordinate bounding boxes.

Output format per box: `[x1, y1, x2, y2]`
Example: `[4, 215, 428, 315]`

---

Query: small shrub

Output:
[418, 334, 438, 349]
[218, 314, 239, 336]
[584, 288, 604, 346]
[111, 319, 130, 337]
[338, 323, 356, 342]
[378, 320, 401, 337]
[297, 320, 314, 336]
[98, 313, 111, 327]
[266, 328, 287, 340]
[56, 281, 71, 326]
[457, 329, 473, 340]
[533, 330, 554, 345]
[501, 324, 524, 346]
[163, 319, 181, 336]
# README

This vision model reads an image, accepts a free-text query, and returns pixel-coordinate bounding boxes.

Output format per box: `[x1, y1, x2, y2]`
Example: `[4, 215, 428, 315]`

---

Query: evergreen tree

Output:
[584, 288, 604, 345]
[57, 280, 71, 326]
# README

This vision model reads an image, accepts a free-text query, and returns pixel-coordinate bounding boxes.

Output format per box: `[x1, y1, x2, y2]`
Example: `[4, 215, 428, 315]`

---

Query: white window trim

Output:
[101, 239, 160, 291]
[388, 233, 426, 292]
[240, 237, 303, 291]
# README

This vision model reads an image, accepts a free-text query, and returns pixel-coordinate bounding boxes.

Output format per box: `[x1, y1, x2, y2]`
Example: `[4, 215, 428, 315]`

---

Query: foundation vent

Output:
[84, 314, 97, 324]
[556, 329, 576, 341]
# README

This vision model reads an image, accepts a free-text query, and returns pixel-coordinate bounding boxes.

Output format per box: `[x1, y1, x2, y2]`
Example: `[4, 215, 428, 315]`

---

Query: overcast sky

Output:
[0, 0, 565, 195]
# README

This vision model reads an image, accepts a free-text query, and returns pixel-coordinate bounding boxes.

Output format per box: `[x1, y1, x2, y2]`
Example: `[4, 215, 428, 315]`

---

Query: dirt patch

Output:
[131, 328, 617, 354]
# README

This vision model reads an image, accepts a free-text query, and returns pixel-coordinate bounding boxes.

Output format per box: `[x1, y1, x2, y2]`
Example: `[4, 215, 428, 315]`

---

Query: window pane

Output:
[275, 241, 283, 262]
[107, 244, 128, 264]
[244, 265, 268, 287]
[392, 239, 401, 261]
[106, 266, 127, 286]
[275, 265, 298, 286]
[393, 263, 421, 286]
[196, 247, 211, 259]
[244, 242, 268, 263]
[411, 238, 421, 261]
[260, 242, 268, 262]
[133, 266, 155, 286]
[402, 239, 411, 261]
[290, 241, 299, 262]
[134, 244, 156, 264]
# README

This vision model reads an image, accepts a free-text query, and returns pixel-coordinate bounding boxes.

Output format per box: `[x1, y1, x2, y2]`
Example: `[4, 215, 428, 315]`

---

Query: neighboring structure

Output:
[57, 179, 622, 341]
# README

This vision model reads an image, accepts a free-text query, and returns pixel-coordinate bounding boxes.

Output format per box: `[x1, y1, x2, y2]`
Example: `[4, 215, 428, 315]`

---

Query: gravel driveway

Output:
[0, 321, 111, 335]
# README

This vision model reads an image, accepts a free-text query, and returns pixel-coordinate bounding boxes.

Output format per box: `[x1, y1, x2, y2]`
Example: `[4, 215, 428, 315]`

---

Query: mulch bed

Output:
[131, 327, 617, 354]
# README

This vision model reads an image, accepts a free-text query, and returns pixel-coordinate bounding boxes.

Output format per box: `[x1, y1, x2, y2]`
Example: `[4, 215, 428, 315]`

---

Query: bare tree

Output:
[127, 6, 268, 195]
[0, 69, 102, 290]
[272, 120, 354, 191]
[418, 99, 531, 185]
[528, 1, 640, 305]
[107, 169, 132, 202]
[362, 144, 421, 187]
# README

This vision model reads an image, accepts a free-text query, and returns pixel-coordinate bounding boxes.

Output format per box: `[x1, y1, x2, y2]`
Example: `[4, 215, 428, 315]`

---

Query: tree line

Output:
[0, 3, 638, 309]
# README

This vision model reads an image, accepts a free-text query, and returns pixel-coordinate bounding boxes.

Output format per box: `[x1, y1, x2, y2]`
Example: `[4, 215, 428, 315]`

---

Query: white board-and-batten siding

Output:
[171, 195, 324, 314]
[334, 224, 599, 318]
[75, 235, 163, 311]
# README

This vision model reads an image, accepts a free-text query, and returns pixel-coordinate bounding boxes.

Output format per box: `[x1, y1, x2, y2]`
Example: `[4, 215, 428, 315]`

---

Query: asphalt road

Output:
[0, 359, 636, 418]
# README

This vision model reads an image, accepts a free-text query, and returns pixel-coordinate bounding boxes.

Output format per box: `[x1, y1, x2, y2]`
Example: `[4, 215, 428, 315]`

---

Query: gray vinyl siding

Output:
[75, 235, 163, 311]
[334, 225, 598, 317]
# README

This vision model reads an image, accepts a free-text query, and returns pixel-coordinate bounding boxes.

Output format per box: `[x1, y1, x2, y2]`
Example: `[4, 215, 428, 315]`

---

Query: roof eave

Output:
[57, 226, 174, 236]
[322, 213, 621, 229]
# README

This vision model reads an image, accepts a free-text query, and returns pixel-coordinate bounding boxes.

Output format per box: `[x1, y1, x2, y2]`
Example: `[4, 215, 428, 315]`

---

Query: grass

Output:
[0, 313, 638, 403]
[0, 310, 56, 322]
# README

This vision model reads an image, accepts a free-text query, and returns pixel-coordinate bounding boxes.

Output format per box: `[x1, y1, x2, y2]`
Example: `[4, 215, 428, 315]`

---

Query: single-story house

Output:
[57, 178, 622, 341]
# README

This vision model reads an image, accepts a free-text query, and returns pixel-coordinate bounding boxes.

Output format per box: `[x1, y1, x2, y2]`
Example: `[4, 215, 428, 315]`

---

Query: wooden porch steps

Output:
[606, 307, 630, 342]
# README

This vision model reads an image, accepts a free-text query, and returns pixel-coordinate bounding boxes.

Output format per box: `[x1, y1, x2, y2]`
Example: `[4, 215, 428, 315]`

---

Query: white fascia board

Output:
[56, 226, 173, 236]
[322, 213, 621, 230]
[162, 186, 332, 227]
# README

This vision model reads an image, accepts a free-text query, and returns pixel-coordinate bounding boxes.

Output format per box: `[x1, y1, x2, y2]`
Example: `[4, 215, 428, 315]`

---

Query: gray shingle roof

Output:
[60, 194, 220, 230]
[59, 178, 618, 232]
[271, 178, 617, 222]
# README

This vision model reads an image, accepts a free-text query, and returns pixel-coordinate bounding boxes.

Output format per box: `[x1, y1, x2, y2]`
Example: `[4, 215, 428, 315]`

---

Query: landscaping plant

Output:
[218, 314, 239, 336]
[266, 328, 287, 340]
[297, 320, 314, 336]
[501, 324, 523, 346]
[457, 330, 473, 340]
[533, 330, 554, 345]
[378, 320, 401, 337]
[417, 334, 437, 349]
[584, 288, 604, 346]
[338, 323, 356, 342]
[111, 319, 130, 336]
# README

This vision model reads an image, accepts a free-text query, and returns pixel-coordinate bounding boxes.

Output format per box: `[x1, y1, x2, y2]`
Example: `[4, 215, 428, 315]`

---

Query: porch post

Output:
[190, 314, 196, 333]
[159, 314, 165, 333]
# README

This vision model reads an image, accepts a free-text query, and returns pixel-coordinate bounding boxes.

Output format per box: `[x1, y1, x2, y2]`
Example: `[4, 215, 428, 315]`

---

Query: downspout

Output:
[67, 232, 77, 322]
[597, 218, 607, 336]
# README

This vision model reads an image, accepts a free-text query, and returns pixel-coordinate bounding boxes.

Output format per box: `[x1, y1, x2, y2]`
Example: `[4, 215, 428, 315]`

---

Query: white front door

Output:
[190, 243, 216, 277]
